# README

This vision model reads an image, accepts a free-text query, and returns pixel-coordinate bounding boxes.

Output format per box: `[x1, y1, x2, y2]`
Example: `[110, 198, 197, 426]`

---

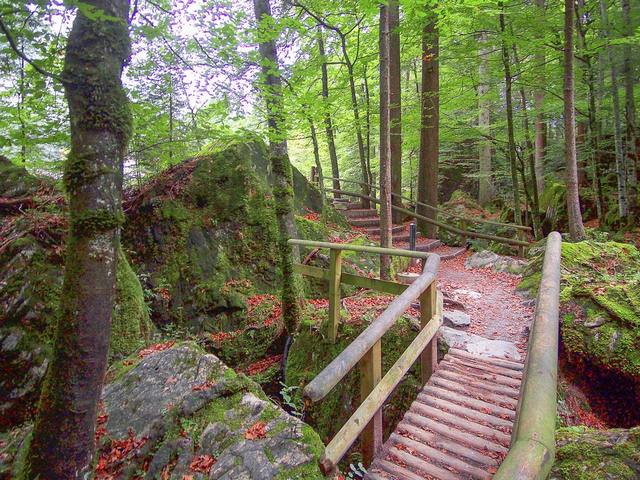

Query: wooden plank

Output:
[387, 446, 461, 480]
[448, 348, 524, 371]
[293, 263, 409, 295]
[318, 313, 441, 474]
[436, 368, 520, 399]
[442, 361, 522, 388]
[369, 459, 424, 480]
[328, 249, 343, 344]
[403, 411, 508, 454]
[390, 433, 492, 480]
[410, 401, 512, 446]
[419, 285, 438, 385]
[422, 385, 516, 419]
[397, 422, 499, 467]
[447, 355, 523, 380]
[416, 393, 513, 429]
[360, 340, 383, 466]
[431, 376, 518, 410]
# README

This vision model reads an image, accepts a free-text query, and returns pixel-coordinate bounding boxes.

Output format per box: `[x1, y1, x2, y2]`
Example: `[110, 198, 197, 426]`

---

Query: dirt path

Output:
[437, 251, 534, 357]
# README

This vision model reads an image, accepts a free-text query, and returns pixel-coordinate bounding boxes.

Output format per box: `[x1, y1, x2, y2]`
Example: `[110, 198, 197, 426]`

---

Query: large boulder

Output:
[99, 343, 324, 479]
[550, 426, 640, 479]
[520, 241, 640, 385]
[465, 250, 526, 274]
[438, 326, 521, 361]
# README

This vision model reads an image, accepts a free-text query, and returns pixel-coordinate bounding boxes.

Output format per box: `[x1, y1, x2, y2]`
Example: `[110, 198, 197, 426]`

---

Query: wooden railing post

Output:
[328, 248, 343, 343]
[517, 230, 526, 257]
[419, 282, 438, 385]
[359, 340, 382, 467]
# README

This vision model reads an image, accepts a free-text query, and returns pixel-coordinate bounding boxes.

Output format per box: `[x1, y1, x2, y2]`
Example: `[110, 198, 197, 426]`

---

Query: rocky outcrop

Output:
[550, 426, 640, 479]
[438, 326, 521, 361]
[465, 250, 526, 274]
[4, 343, 324, 479]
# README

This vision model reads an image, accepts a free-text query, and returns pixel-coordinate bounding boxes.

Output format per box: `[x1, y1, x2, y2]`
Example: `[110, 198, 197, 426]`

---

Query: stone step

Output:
[362, 225, 406, 235]
[414, 239, 442, 252]
[343, 208, 379, 219]
[349, 217, 380, 227]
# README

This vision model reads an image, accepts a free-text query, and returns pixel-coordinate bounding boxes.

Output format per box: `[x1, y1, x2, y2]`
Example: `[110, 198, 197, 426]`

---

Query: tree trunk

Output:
[308, 116, 324, 202]
[565, 0, 586, 240]
[622, 0, 637, 221]
[363, 64, 373, 187]
[600, 0, 628, 221]
[25, 1, 132, 478]
[388, 0, 402, 223]
[317, 28, 341, 197]
[340, 38, 371, 208]
[477, 30, 493, 205]
[253, 0, 302, 334]
[576, 0, 606, 220]
[534, 0, 546, 195]
[379, 2, 392, 279]
[499, 6, 522, 226]
[417, 13, 439, 238]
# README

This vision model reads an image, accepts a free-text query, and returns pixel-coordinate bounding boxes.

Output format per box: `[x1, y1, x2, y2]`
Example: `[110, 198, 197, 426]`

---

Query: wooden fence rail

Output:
[288, 239, 442, 475]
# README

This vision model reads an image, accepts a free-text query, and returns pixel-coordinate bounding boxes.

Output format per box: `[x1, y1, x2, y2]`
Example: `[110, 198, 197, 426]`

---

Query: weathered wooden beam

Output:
[324, 189, 530, 247]
[493, 232, 561, 480]
[419, 285, 438, 385]
[328, 249, 343, 344]
[293, 264, 408, 296]
[288, 238, 433, 261]
[359, 340, 382, 466]
[319, 312, 442, 476]
[303, 254, 440, 403]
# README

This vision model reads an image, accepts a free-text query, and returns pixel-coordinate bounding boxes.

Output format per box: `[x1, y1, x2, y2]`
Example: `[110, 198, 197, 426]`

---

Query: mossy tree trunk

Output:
[477, 30, 493, 206]
[417, 12, 439, 238]
[564, 0, 586, 240]
[622, 0, 637, 222]
[24, 1, 132, 478]
[388, 0, 402, 223]
[379, 2, 392, 279]
[253, 0, 302, 335]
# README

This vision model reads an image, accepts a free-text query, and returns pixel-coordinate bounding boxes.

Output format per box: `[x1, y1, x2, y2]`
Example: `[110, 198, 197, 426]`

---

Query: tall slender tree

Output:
[417, 11, 439, 238]
[622, 0, 637, 220]
[388, 0, 402, 222]
[24, 1, 132, 477]
[477, 30, 493, 205]
[565, 0, 586, 240]
[379, 2, 392, 279]
[253, 0, 302, 333]
[534, 0, 546, 195]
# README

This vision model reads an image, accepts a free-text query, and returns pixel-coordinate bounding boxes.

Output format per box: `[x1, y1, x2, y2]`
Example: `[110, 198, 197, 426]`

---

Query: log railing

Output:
[288, 239, 442, 476]
[493, 231, 562, 479]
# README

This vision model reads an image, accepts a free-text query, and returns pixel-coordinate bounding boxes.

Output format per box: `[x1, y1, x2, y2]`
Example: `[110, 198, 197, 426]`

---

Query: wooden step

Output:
[414, 239, 442, 252]
[441, 361, 522, 389]
[448, 348, 524, 371]
[350, 217, 380, 227]
[387, 446, 461, 480]
[363, 224, 406, 235]
[422, 385, 516, 420]
[344, 208, 379, 219]
[430, 376, 518, 410]
[436, 367, 520, 400]
[447, 355, 523, 380]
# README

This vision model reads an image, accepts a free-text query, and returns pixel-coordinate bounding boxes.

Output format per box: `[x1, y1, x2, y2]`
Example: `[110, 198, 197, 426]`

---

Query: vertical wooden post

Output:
[517, 230, 526, 257]
[420, 282, 438, 385]
[359, 339, 382, 467]
[328, 249, 343, 343]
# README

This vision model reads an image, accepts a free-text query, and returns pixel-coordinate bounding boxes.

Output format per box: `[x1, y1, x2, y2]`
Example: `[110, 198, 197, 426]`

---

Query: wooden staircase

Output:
[364, 348, 524, 480]
[336, 200, 442, 252]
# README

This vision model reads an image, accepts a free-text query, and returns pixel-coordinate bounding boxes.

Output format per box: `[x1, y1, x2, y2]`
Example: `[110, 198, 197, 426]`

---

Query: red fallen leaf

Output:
[189, 455, 216, 473]
[192, 381, 216, 391]
[245, 421, 267, 440]
[138, 341, 175, 359]
[245, 354, 283, 376]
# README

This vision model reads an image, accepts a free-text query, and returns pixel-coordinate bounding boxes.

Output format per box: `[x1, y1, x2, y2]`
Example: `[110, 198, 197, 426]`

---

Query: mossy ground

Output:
[551, 426, 640, 479]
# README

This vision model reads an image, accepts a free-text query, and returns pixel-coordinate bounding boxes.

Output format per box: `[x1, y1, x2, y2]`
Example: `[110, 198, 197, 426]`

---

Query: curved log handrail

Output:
[326, 188, 530, 248]
[321, 175, 531, 233]
[493, 231, 562, 479]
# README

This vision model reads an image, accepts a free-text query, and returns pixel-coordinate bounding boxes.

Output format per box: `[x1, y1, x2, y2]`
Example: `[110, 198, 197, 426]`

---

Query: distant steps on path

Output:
[364, 349, 524, 480]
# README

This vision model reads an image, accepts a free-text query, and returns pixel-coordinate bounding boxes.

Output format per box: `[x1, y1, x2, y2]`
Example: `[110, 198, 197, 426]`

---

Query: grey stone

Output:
[465, 250, 526, 274]
[465, 250, 499, 269]
[439, 326, 522, 361]
[443, 310, 471, 328]
[584, 317, 606, 328]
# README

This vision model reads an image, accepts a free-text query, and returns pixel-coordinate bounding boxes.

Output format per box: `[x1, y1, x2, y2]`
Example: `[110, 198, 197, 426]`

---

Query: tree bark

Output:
[308, 116, 324, 202]
[600, 0, 628, 221]
[622, 0, 637, 221]
[379, 2, 392, 279]
[317, 28, 341, 197]
[388, 0, 402, 222]
[534, 0, 546, 195]
[362, 64, 373, 187]
[499, 5, 522, 226]
[25, 1, 132, 478]
[253, 0, 302, 334]
[477, 30, 493, 206]
[417, 12, 439, 238]
[565, 0, 586, 240]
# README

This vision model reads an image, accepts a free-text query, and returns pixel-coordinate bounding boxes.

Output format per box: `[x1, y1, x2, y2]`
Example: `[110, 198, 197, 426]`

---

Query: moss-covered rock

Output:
[285, 299, 420, 453]
[520, 240, 640, 383]
[550, 426, 640, 479]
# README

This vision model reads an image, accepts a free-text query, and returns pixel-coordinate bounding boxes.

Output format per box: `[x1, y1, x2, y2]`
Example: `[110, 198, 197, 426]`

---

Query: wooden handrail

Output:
[325, 188, 530, 248]
[493, 231, 562, 479]
[321, 175, 531, 232]
[289, 239, 441, 474]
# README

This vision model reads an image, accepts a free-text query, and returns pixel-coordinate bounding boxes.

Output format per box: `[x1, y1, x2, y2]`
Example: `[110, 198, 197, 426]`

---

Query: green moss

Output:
[295, 216, 328, 242]
[110, 247, 153, 361]
[552, 426, 640, 479]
